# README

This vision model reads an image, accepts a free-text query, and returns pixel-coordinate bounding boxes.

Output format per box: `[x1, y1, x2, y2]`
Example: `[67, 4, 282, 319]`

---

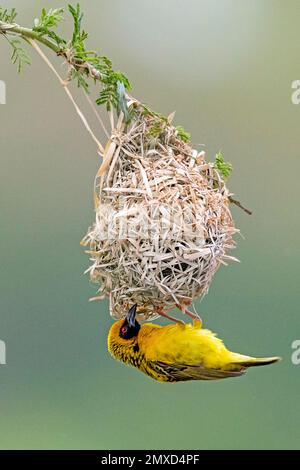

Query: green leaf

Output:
[116, 80, 132, 123]
[96, 71, 132, 111]
[33, 7, 64, 30]
[68, 3, 84, 46]
[214, 152, 233, 178]
[176, 125, 191, 142]
[0, 7, 17, 23]
[33, 7, 65, 47]
[9, 38, 31, 73]
[148, 123, 162, 137]
[71, 68, 89, 92]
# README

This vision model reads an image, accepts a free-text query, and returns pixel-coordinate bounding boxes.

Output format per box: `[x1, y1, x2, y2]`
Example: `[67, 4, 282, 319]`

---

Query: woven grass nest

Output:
[82, 104, 239, 321]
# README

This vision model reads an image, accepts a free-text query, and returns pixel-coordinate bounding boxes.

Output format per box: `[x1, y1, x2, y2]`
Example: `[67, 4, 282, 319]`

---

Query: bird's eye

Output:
[121, 326, 128, 335]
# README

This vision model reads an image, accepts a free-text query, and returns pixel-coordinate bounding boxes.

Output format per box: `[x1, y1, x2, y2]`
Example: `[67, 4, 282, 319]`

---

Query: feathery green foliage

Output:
[0, 7, 17, 23]
[33, 7, 65, 47]
[148, 120, 165, 138]
[96, 70, 131, 111]
[214, 152, 233, 178]
[68, 3, 132, 110]
[8, 38, 31, 73]
[176, 125, 191, 143]
[0, 3, 132, 111]
[141, 104, 167, 122]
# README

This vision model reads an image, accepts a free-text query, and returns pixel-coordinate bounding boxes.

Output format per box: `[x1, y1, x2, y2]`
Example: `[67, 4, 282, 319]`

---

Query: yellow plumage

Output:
[107, 305, 280, 382]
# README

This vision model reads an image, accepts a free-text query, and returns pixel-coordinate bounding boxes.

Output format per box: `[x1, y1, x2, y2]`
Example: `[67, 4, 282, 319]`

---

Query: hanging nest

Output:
[81, 105, 239, 321]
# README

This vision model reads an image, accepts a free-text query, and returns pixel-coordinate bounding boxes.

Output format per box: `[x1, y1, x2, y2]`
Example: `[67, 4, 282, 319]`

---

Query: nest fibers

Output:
[82, 108, 239, 321]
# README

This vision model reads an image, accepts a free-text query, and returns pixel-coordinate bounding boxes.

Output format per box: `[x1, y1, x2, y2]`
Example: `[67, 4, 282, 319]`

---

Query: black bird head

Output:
[119, 304, 141, 340]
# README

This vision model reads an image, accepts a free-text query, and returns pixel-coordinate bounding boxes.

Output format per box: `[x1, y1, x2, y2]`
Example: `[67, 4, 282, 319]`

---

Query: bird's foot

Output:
[156, 307, 185, 325]
[176, 303, 203, 328]
[193, 319, 202, 329]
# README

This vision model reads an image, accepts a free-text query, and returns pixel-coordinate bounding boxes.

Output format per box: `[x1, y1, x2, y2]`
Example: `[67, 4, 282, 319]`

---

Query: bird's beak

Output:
[126, 304, 137, 328]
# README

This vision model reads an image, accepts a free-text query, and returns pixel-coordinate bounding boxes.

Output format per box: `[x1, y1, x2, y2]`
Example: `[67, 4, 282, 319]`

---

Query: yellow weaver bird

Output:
[108, 304, 280, 382]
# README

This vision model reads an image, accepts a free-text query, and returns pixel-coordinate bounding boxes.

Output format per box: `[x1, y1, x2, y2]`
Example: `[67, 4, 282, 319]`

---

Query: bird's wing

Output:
[152, 361, 245, 381]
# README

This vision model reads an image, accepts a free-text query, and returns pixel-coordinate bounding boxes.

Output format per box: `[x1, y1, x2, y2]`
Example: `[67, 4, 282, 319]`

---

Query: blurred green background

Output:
[0, 0, 299, 450]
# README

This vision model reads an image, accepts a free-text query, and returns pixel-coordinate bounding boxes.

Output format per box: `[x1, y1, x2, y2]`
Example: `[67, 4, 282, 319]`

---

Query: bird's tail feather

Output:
[231, 355, 281, 368]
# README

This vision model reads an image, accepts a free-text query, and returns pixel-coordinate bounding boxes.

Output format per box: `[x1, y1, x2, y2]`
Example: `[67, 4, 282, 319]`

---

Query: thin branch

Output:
[229, 196, 252, 215]
[0, 22, 60, 53]
[28, 38, 105, 155]
[108, 109, 115, 131]
[84, 90, 110, 139]
[0, 21, 103, 81]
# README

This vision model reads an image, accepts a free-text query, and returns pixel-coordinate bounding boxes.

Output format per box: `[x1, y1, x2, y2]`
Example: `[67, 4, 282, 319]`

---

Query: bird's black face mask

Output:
[119, 304, 141, 340]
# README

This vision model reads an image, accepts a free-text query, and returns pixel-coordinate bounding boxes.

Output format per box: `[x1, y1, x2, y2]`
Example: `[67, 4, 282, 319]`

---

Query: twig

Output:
[84, 90, 110, 139]
[229, 196, 252, 215]
[0, 22, 60, 53]
[28, 38, 105, 155]
[0, 22, 102, 81]
[108, 109, 115, 131]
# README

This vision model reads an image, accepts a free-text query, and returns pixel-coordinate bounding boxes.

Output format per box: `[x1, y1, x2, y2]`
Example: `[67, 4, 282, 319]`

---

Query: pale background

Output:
[0, 0, 300, 449]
